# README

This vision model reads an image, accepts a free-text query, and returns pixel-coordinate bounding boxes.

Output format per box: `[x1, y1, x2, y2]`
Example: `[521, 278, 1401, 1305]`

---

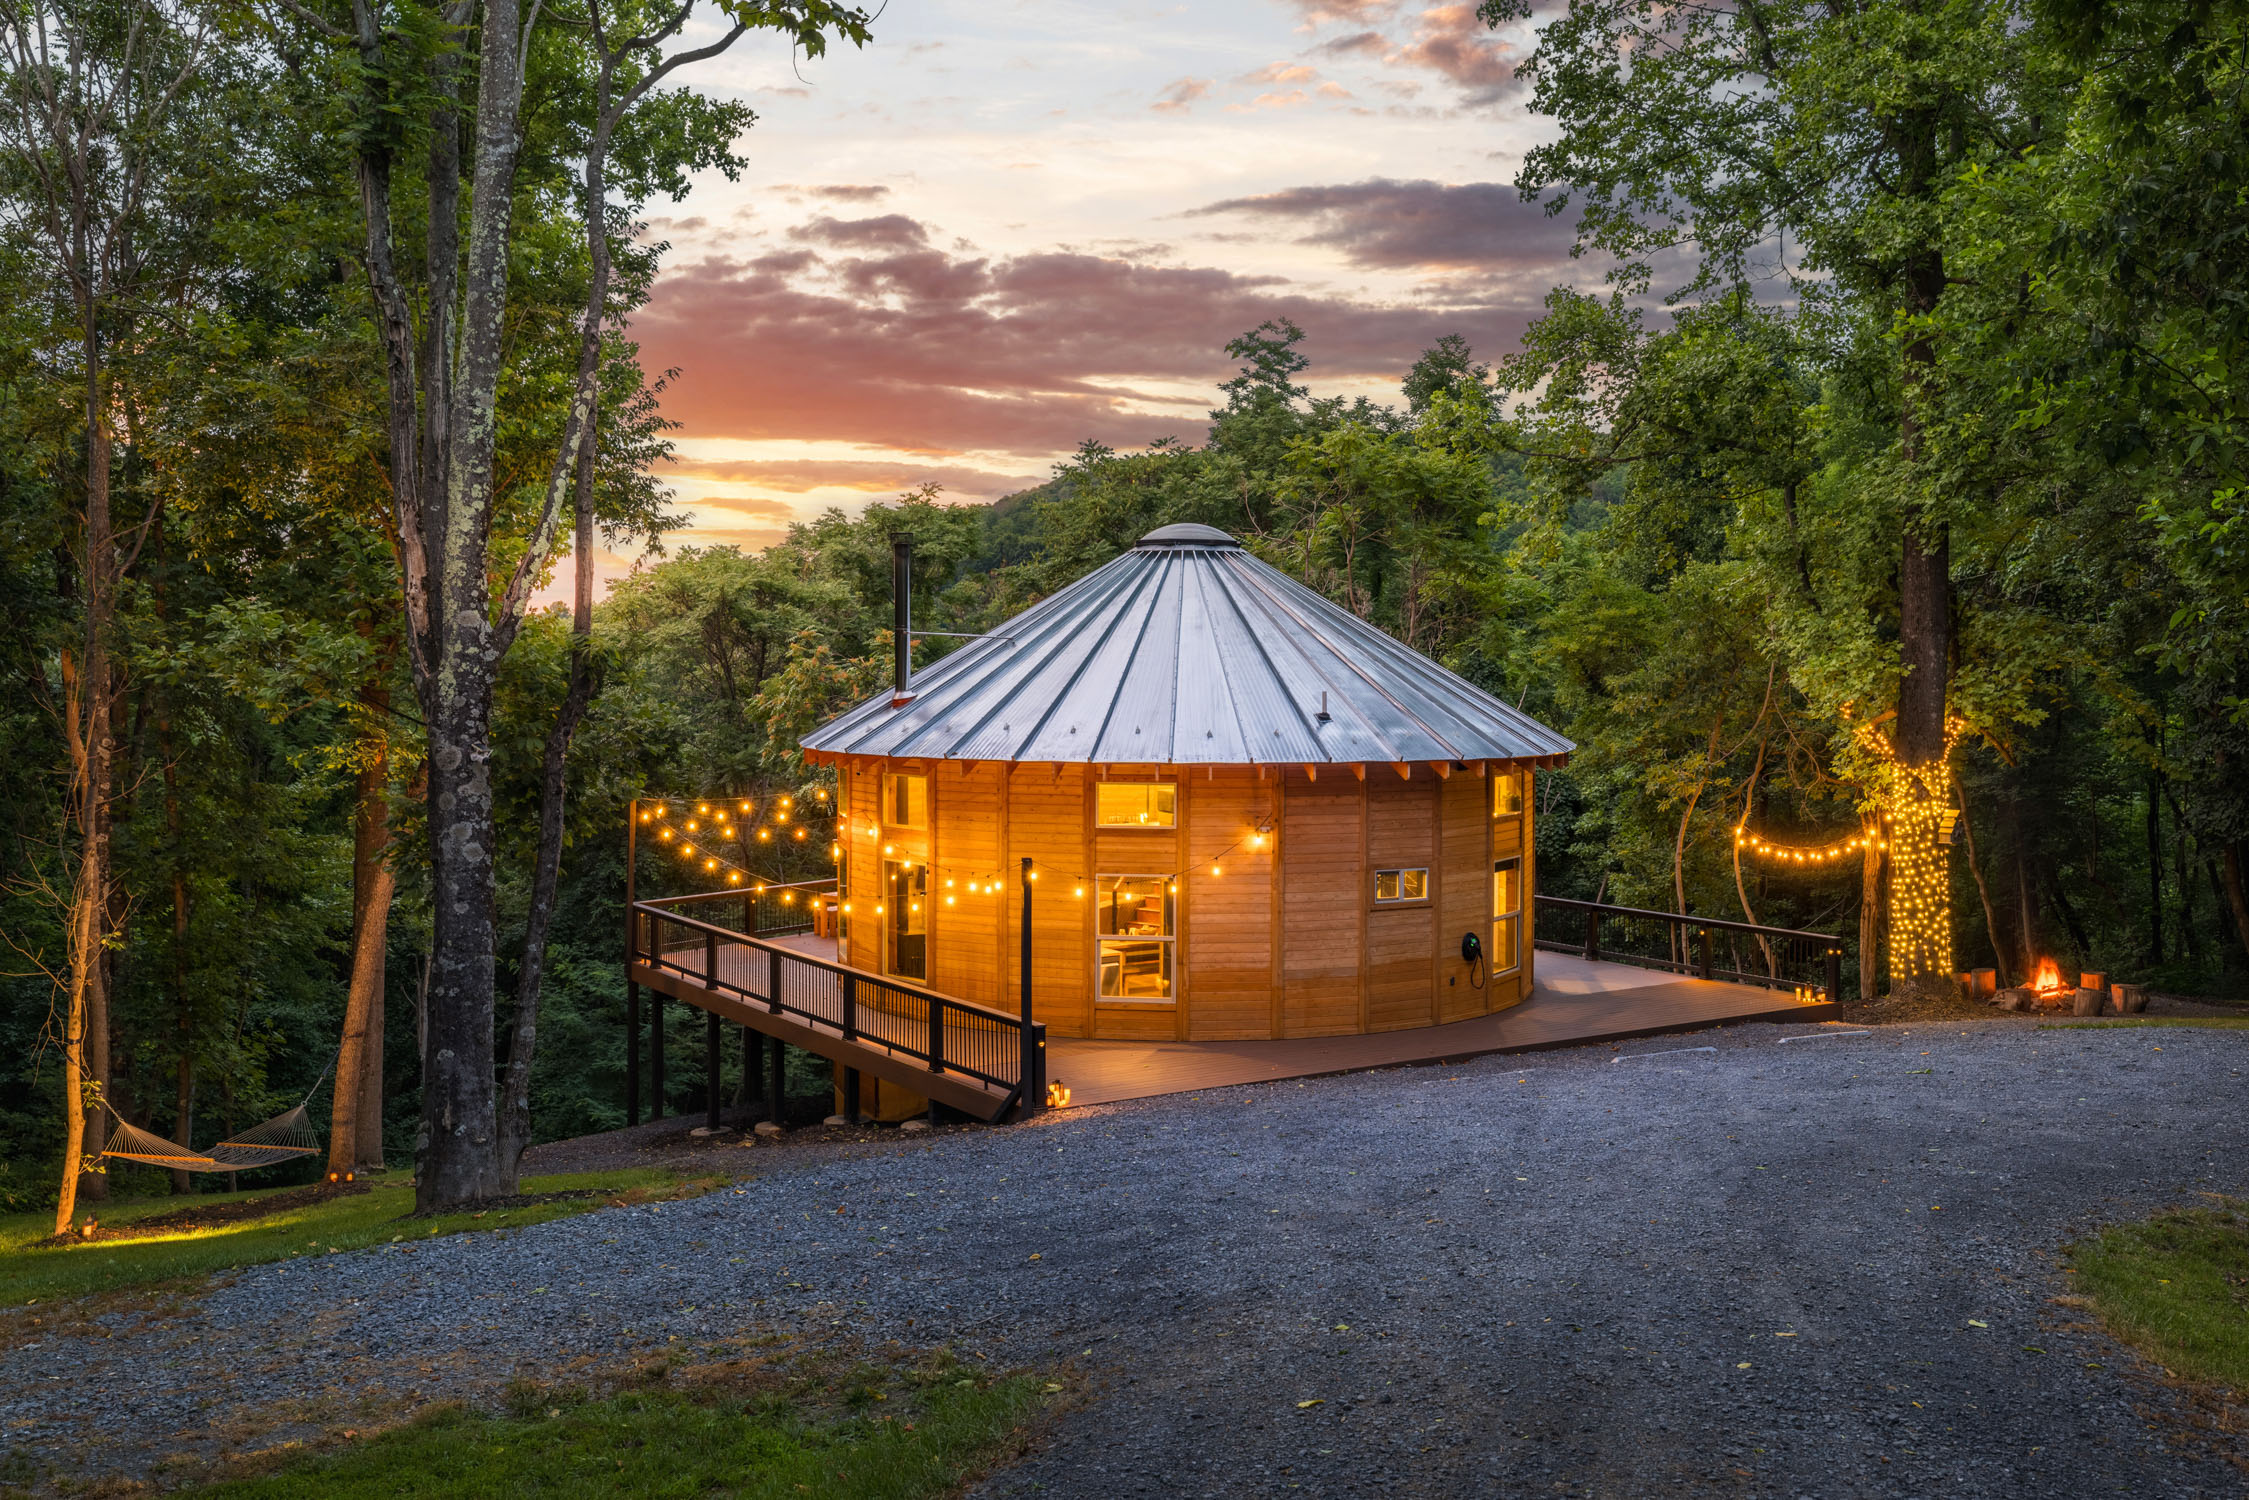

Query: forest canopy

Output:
[1, 0, 2243, 1215]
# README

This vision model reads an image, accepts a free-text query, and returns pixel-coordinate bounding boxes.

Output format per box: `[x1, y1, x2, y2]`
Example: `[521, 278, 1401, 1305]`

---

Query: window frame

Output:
[884, 856, 929, 981]
[1490, 856, 1523, 976]
[1492, 770, 1525, 818]
[883, 771, 928, 830]
[1094, 780, 1178, 829]
[1371, 867, 1431, 906]
[1094, 872, 1176, 1004]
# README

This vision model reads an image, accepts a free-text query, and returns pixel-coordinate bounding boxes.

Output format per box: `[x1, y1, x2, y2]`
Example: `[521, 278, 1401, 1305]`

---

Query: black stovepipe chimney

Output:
[891, 536, 913, 702]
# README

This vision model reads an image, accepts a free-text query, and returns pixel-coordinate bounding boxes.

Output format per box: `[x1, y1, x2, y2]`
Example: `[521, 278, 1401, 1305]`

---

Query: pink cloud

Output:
[1151, 76, 1213, 114]
[633, 217, 1564, 457]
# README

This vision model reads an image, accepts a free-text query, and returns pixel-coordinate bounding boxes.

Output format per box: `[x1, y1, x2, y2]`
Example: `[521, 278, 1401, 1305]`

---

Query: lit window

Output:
[885, 772, 928, 830]
[1373, 868, 1429, 903]
[1096, 782, 1176, 828]
[1491, 857, 1522, 974]
[1097, 874, 1174, 1001]
[1492, 771, 1525, 818]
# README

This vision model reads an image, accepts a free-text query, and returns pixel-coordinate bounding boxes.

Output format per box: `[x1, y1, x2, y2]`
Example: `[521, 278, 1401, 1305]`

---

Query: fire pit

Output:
[1994, 960, 2106, 1015]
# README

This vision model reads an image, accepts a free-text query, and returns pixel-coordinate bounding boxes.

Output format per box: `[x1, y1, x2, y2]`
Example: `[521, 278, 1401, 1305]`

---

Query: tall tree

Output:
[1484, 0, 2028, 998]
[264, 0, 870, 1206]
[2, 0, 211, 1231]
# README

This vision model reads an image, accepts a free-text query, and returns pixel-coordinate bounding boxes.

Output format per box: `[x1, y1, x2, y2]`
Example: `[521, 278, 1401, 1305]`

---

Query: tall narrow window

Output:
[885, 772, 928, 830]
[1096, 782, 1176, 828]
[835, 779, 850, 947]
[885, 858, 928, 980]
[1491, 857, 1522, 975]
[1492, 771, 1524, 818]
[1097, 874, 1174, 1001]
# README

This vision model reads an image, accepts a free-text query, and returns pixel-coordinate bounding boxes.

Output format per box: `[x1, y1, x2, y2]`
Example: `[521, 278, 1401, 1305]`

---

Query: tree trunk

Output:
[2224, 844, 2249, 964]
[2144, 768, 2165, 965]
[1956, 788, 2010, 987]
[1858, 828, 1882, 1002]
[330, 685, 393, 1175]
[498, 437, 599, 1177]
[55, 364, 114, 1234]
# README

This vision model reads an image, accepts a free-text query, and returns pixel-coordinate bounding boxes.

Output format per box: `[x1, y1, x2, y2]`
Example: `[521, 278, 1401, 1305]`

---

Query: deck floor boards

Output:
[1048, 956, 1835, 1106]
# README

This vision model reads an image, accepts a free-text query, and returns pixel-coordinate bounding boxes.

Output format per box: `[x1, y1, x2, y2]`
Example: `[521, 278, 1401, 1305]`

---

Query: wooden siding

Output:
[932, 761, 1002, 1011]
[1183, 767, 1274, 1039]
[1436, 771, 1488, 1023]
[1005, 765, 1092, 1036]
[1280, 772, 1364, 1036]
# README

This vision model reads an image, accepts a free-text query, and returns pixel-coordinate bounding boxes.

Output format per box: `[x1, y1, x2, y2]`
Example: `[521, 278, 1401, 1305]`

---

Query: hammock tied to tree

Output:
[98, 1065, 329, 1172]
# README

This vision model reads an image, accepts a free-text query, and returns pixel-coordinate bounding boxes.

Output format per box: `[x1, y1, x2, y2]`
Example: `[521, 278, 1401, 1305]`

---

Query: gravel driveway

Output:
[5, 1020, 2245, 1496]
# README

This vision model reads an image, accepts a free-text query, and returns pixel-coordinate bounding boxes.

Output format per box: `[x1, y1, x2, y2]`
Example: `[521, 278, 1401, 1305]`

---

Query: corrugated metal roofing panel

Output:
[801, 526, 1575, 767]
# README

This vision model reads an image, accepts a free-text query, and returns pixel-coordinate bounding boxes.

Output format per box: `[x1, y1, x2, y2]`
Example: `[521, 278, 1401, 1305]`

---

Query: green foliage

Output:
[2070, 1200, 2249, 1398]
[184, 1347, 1042, 1500]
[0, 1169, 701, 1306]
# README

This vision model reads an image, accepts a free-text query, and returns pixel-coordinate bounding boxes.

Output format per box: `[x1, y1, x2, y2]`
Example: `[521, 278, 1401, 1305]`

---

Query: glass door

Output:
[885, 859, 928, 980]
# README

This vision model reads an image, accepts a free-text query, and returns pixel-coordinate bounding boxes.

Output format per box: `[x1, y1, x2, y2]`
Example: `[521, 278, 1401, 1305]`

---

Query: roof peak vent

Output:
[1135, 522, 1241, 549]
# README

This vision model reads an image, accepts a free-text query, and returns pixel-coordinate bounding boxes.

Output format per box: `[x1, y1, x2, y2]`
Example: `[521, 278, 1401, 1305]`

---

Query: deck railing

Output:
[1532, 895, 1843, 1003]
[637, 877, 832, 941]
[630, 883, 1044, 1116]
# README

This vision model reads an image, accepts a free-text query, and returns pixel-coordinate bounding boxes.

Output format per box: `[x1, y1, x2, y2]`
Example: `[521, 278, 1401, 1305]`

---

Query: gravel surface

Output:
[4, 1020, 2246, 1496]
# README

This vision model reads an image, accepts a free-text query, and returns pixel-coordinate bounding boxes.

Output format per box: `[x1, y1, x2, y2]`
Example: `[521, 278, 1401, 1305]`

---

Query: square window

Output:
[885, 773, 927, 830]
[1373, 868, 1429, 903]
[1096, 782, 1176, 828]
[1492, 771, 1525, 818]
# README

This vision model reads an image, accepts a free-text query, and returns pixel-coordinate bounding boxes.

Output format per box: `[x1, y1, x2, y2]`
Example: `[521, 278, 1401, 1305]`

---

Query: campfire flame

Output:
[2032, 957, 2065, 994]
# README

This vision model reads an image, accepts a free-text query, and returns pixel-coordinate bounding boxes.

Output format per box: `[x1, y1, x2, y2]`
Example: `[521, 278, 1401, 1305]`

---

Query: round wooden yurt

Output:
[802, 523, 1573, 1043]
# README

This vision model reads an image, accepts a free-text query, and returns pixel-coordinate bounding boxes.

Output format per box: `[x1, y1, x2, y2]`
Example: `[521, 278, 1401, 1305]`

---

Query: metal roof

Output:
[802, 526, 1575, 767]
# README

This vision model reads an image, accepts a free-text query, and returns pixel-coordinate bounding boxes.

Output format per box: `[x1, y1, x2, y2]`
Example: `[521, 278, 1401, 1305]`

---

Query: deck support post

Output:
[626, 982, 640, 1126]
[625, 799, 640, 1125]
[1020, 855, 1038, 1119]
[650, 984, 665, 1121]
[743, 1027, 763, 1123]
[766, 1036, 785, 1125]
[843, 1068, 860, 1125]
[705, 1009, 722, 1129]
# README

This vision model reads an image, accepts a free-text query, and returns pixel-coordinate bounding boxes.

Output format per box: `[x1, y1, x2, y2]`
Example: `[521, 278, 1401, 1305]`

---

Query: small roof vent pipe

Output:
[891, 537, 914, 706]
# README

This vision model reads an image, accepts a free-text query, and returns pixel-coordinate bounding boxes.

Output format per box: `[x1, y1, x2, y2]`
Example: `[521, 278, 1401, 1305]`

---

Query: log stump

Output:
[2111, 983, 2148, 1015]
[1995, 988, 2031, 1012]
[2072, 986, 2104, 1017]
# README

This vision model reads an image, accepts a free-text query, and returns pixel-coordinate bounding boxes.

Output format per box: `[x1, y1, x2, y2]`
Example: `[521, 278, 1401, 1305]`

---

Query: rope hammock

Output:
[99, 1065, 330, 1173]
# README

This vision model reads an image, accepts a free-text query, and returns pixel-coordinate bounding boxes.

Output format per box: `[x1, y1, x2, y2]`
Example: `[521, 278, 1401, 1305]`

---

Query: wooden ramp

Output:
[1045, 955, 1837, 1108]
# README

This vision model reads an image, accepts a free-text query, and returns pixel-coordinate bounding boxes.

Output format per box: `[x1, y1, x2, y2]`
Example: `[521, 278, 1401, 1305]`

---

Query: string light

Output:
[1734, 827, 1878, 863]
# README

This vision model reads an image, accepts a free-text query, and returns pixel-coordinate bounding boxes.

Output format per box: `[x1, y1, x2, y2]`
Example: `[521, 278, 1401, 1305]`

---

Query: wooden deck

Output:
[720, 938, 1835, 1110]
[1044, 955, 1836, 1106]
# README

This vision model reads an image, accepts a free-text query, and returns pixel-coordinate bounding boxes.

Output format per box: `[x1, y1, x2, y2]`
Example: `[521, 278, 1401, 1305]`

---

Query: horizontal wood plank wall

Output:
[1281, 772, 1364, 1036]
[1365, 773, 1438, 1032]
[1184, 767, 1274, 1039]
[933, 761, 1001, 1012]
[1437, 771, 1487, 1023]
[1007, 765, 1092, 1037]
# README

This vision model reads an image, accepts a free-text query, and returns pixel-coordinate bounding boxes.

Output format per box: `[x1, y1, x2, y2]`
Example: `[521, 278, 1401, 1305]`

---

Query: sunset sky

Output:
[603, 0, 1599, 580]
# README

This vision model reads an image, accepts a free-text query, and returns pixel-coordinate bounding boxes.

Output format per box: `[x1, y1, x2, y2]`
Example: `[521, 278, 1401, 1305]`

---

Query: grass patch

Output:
[184, 1344, 1051, 1499]
[2070, 1201, 2249, 1397]
[2041, 1017, 2249, 1030]
[0, 1170, 719, 1310]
